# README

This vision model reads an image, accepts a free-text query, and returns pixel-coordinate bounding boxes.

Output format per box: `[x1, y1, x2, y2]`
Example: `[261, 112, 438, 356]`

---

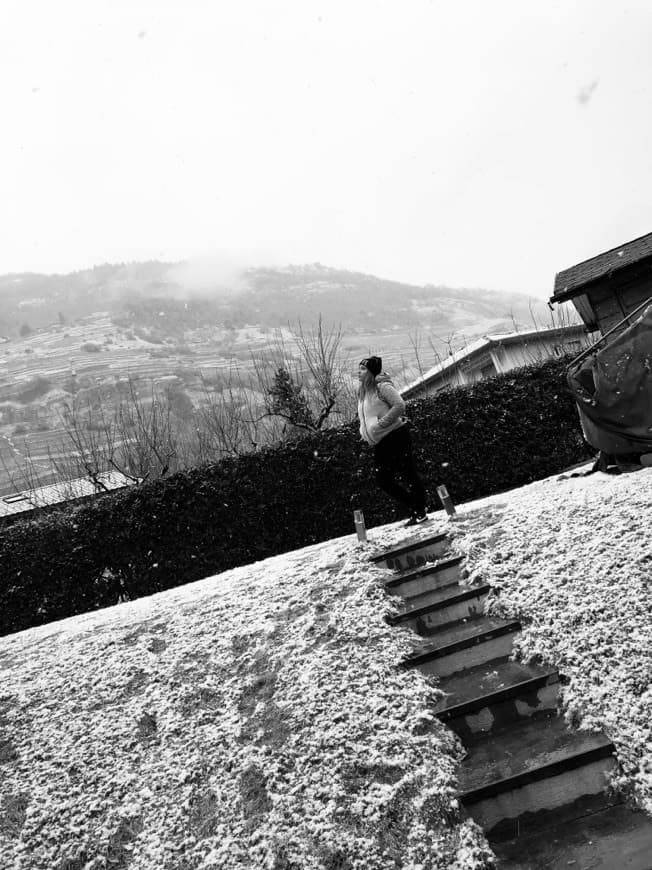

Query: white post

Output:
[436, 484, 456, 517]
[353, 509, 367, 542]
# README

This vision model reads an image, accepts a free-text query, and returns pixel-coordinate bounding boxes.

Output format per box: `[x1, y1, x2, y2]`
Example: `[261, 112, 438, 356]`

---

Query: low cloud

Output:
[168, 250, 281, 298]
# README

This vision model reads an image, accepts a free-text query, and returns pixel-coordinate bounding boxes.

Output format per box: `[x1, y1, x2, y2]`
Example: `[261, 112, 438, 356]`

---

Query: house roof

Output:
[0, 470, 136, 519]
[552, 231, 652, 302]
[401, 324, 587, 397]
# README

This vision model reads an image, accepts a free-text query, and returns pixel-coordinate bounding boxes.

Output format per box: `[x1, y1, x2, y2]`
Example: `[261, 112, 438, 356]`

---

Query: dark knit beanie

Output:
[360, 356, 382, 377]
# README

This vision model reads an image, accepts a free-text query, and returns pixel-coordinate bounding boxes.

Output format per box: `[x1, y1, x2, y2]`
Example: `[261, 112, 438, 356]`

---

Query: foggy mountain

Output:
[0, 261, 553, 339]
[0, 261, 569, 497]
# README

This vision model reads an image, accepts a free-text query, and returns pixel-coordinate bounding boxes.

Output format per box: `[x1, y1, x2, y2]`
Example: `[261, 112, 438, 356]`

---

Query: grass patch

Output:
[0, 791, 29, 838]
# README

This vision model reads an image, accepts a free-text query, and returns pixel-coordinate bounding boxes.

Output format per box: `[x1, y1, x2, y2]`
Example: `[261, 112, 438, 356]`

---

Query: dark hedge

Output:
[0, 356, 591, 636]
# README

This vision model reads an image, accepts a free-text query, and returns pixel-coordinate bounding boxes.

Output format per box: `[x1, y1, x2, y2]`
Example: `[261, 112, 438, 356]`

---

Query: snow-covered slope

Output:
[1, 465, 651, 869]
[449, 464, 652, 816]
[0, 523, 490, 870]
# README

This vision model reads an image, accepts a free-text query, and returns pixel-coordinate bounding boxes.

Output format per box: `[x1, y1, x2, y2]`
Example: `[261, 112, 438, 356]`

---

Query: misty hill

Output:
[0, 261, 570, 498]
[0, 261, 552, 339]
[0, 262, 176, 336]
[242, 264, 551, 333]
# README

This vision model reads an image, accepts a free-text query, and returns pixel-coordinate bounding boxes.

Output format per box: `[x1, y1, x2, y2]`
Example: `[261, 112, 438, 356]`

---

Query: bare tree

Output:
[0, 318, 360, 498]
[251, 316, 355, 435]
[507, 307, 520, 333]
[52, 378, 179, 484]
[425, 330, 468, 388]
[293, 316, 352, 428]
[407, 328, 425, 376]
[528, 300, 541, 332]
[545, 300, 583, 330]
[0, 440, 53, 497]
[194, 364, 282, 461]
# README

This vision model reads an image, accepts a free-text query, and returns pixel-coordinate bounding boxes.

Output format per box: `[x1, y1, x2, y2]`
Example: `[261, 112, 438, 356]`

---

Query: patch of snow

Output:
[6, 464, 648, 867]
[448, 464, 652, 815]
[0, 519, 492, 868]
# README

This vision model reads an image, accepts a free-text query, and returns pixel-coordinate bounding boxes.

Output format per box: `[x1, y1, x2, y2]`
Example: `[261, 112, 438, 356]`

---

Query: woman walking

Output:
[357, 356, 428, 526]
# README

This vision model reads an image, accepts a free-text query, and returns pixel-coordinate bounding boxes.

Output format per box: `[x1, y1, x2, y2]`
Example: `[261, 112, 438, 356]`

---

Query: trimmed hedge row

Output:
[0, 356, 591, 636]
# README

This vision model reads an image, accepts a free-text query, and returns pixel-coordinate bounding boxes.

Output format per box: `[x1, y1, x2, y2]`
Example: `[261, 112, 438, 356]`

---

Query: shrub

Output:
[0, 356, 591, 636]
[15, 375, 52, 404]
[0, 403, 17, 424]
[80, 342, 101, 353]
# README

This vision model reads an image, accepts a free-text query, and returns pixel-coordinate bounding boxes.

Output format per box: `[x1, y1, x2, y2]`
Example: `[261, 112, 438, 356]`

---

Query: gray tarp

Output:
[567, 303, 652, 455]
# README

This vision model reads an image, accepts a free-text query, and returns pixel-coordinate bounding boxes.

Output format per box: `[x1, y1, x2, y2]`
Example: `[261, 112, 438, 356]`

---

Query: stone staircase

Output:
[371, 531, 652, 869]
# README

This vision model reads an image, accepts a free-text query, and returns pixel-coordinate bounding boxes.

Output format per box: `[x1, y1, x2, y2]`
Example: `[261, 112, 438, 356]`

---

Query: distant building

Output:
[0, 471, 137, 523]
[401, 324, 592, 399]
[550, 231, 652, 336]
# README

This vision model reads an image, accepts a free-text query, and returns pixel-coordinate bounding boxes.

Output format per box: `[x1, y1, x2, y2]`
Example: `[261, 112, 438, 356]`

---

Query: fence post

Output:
[353, 509, 367, 542]
[436, 484, 456, 517]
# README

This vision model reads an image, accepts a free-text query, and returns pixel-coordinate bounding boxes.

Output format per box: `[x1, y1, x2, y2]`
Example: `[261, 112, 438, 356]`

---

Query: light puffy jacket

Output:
[358, 373, 407, 445]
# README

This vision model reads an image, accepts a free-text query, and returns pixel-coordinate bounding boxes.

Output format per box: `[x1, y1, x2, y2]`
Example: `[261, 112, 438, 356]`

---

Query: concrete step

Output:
[493, 801, 652, 869]
[403, 619, 522, 678]
[395, 581, 468, 613]
[459, 713, 616, 838]
[410, 615, 518, 656]
[393, 581, 463, 610]
[435, 658, 561, 741]
[370, 531, 450, 572]
[387, 584, 490, 635]
[383, 555, 465, 599]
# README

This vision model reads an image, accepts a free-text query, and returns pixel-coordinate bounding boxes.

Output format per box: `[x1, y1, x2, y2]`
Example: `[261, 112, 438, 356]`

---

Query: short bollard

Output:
[353, 509, 367, 542]
[436, 484, 456, 517]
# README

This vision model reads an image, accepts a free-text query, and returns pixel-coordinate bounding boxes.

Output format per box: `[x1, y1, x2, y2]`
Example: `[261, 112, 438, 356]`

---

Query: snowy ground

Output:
[0, 464, 651, 869]
[0, 519, 490, 869]
[449, 463, 652, 817]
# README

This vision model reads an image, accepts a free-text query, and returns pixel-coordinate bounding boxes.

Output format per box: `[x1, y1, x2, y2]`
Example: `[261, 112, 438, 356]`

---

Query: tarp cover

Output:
[567, 302, 652, 454]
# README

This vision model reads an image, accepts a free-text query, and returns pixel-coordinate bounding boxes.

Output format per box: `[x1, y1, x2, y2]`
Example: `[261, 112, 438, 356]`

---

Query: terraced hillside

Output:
[0, 262, 561, 495]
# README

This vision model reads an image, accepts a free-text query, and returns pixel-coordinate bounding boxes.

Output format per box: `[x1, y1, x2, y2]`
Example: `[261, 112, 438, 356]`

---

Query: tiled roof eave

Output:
[552, 232, 652, 300]
[552, 264, 628, 301]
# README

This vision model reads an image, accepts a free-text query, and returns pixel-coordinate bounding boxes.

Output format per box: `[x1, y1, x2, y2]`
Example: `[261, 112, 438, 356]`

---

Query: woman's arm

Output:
[376, 382, 406, 428]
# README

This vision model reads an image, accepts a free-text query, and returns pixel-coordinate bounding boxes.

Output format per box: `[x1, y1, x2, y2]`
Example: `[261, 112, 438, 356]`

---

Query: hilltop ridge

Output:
[0, 260, 549, 337]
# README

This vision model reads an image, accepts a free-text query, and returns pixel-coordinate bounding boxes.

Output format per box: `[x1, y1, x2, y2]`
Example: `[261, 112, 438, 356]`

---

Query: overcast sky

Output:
[2, 0, 651, 298]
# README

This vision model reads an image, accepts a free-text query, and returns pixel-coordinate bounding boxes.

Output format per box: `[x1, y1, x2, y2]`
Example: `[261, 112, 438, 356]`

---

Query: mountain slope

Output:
[0, 261, 552, 337]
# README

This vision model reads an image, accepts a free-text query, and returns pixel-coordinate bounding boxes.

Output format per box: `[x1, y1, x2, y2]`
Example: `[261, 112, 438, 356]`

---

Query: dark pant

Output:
[373, 425, 426, 515]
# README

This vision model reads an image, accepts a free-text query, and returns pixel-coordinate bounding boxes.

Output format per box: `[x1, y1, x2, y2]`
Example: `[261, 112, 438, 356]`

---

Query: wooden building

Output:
[550, 231, 652, 336]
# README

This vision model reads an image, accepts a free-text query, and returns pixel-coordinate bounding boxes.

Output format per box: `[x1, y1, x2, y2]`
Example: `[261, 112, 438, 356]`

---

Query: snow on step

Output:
[388, 584, 490, 634]
[403, 619, 521, 678]
[459, 712, 616, 837]
[393, 579, 466, 612]
[493, 801, 652, 869]
[435, 658, 561, 741]
[383, 555, 465, 599]
[408, 615, 519, 659]
[370, 531, 450, 571]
